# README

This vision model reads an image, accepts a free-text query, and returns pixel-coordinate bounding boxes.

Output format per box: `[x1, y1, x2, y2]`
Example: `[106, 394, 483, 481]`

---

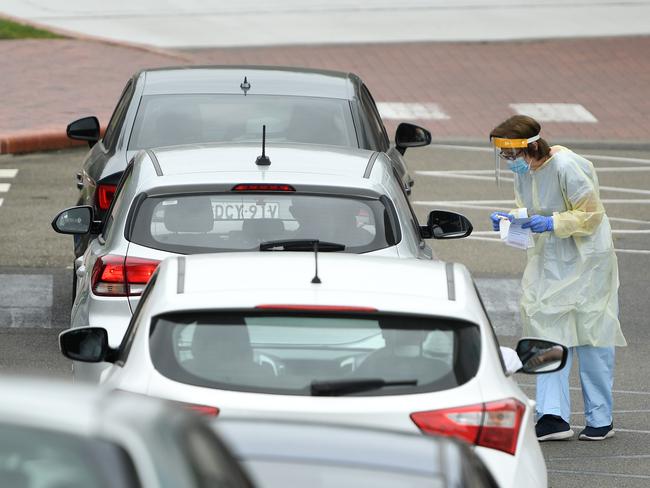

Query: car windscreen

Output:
[0, 423, 140, 488]
[149, 312, 481, 396]
[128, 94, 357, 150]
[129, 193, 397, 254]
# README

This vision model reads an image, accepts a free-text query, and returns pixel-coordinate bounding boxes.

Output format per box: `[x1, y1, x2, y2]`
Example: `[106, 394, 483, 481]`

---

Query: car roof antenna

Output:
[240, 76, 250, 95]
[255, 125, 271, 166]
[311, 240, 322, 284]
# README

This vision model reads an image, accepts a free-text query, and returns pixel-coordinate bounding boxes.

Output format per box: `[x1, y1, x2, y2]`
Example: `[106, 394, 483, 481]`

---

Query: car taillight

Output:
[97, 183, 117, 211]
[410, 398, 525, 455]
[183, 403, 220, 416]
[91, 255, 160, 297]
[232, 184, 295, 192]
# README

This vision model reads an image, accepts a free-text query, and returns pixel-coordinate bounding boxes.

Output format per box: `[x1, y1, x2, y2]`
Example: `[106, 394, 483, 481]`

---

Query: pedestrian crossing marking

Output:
[377, 102, 450, 120]
[0, 183, 10, 193]
[0, 169, 18, 178]
[509, 103, 598, 123]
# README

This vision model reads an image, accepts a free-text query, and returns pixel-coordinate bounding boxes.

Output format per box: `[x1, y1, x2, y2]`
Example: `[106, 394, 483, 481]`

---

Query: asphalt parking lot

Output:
[1, 144, 649, 486]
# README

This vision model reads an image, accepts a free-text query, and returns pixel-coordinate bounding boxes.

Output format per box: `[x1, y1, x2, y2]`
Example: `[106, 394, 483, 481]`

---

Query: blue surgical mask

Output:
[508, 157, 530, 175]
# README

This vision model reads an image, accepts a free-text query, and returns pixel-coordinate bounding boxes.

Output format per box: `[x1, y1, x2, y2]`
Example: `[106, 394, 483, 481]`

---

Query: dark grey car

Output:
[215, 418, 500, 488]
[67, 65, 431, 258]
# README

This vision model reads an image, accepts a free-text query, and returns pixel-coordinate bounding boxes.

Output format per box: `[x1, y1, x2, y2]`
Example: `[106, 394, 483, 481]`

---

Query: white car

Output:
[0, 376, 253, 488]
[51, 143, 471, 381]
[60, 252, 567, 488]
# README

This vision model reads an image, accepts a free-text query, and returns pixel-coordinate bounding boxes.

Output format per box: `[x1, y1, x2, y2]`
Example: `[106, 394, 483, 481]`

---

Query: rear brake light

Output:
[232, 184, 295, 192]
[91, 255, 160, 297]
[97, 183, 117, 211]
[183, 403, 220, 416]
[410, 398, 525, 455]
[256, 305, 377, 312]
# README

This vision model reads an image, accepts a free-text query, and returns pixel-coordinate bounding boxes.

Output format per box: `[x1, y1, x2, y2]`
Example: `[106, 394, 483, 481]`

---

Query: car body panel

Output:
[71, 66, 423, 258]
[91, 253, 547, 488]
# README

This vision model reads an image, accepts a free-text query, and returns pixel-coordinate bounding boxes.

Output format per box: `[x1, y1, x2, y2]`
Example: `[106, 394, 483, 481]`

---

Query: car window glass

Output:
[149, 312, 481, 396]
[360, 85, 389, 152]
[129, 193, 395, 254]
[102, 164, 134, 240]
[0, 422, 140, 488]
[129, 94, 356, 150]
[104, 80, 134, 150]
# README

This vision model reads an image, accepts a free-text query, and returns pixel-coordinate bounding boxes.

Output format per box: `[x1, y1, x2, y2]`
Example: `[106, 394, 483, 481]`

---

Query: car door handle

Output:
[76, 172, 84, 189]
[76, 266, 86, 278]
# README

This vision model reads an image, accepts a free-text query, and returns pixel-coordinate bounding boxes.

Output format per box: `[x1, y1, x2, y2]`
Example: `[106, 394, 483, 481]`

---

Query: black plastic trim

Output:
[146, 149, 163, 176]
[446, 262, 456, 301]
[363, 152, 379, 179]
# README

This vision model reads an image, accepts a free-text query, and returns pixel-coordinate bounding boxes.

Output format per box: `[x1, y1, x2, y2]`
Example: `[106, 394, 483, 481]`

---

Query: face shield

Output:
[491, 134, 540, 186]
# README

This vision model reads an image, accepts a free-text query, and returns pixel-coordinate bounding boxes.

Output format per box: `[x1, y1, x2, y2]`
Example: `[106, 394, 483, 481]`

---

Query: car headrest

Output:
[164, 197, 214, 233]
[241, 218, 285, 238]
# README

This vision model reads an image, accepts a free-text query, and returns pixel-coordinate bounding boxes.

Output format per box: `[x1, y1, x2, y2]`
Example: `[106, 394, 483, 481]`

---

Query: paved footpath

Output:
[1, 35, 649, 153]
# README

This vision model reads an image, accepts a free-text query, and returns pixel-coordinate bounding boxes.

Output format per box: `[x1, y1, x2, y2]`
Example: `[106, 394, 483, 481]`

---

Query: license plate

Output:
[213, 202, 280, 220]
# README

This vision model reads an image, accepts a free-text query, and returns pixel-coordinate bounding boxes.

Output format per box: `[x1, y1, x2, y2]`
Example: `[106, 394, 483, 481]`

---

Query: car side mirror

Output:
[67, 116, 100, 148]
[59, 327, 116, 363]
[394, 123, 431, 155]
[51, 206, 101, 235]
[421, 210, 473, 239]
[515, 338, 568, 374]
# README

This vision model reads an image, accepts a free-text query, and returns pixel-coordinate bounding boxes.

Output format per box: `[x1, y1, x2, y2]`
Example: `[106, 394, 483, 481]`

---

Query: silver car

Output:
[52, 143, 472, 381]
[0, 376, 253, 488]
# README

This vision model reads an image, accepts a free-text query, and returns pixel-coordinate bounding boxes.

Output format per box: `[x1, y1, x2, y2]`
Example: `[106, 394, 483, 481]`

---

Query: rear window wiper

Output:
[310, 378, 417, 396]
[260, 239, 346, 252]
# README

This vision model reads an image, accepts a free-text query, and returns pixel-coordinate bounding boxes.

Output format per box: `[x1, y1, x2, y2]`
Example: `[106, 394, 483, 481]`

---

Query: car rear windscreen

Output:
[149, 312, 481, 396]
[129, 193, 398, 254]
[128, 94, 357, 149]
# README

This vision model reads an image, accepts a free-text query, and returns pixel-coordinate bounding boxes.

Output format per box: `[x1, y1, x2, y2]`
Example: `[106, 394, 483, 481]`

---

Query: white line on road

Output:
[416, 170, 650, 195]
[519, 383, 650, 396]
[0, 169, 18, 178]
[415, 199, 650, 206]
[0, 198, 3, 207]
[547, 469, 650, 480]
[0, 183, 10, 192]
[429, 144, 650, 165]
[510, 103, 598, 123]
[467, 236, 650, 254]
[376, 102, 450, 120]
[571, 410, 650, 415]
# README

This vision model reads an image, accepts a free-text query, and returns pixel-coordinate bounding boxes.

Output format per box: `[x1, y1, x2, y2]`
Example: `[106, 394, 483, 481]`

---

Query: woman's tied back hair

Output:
[490, 115, 550, 160]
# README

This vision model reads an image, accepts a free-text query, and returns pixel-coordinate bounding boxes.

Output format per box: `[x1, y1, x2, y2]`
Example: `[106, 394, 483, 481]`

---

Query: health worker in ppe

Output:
[488, 115, 626, 442]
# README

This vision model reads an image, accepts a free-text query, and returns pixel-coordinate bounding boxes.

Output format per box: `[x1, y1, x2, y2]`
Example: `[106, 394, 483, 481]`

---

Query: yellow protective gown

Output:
[513, 146, 626, 347]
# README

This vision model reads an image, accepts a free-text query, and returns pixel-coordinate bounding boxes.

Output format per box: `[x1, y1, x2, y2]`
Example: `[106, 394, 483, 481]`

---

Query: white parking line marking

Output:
[549, 454, 650, 461]
[429, 144, 650, 165]
[467, 236, 650, 254]
[510, 103, 598, 123]
[571, 410, 650, 415]
[376, 102, 450, 120]
[0, 169, 18, 178]
[548, 469, 650, 480]
[416, 171, 650, 195]
[0, 183, 10, 192]
[519, 383, 650, 396]
[415, 199, 650, 206]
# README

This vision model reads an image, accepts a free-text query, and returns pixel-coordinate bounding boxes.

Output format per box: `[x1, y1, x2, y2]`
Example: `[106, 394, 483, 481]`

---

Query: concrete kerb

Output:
[0, 12, 192, 63]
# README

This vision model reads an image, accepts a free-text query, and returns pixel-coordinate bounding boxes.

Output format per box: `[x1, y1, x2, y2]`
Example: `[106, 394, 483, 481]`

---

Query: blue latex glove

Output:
[490, 211, 513, 231]
[522, 215, 554, 233]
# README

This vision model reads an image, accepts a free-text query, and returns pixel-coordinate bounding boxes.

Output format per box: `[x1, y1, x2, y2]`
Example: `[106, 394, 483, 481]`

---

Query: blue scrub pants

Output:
[536, 346, 615, 427]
